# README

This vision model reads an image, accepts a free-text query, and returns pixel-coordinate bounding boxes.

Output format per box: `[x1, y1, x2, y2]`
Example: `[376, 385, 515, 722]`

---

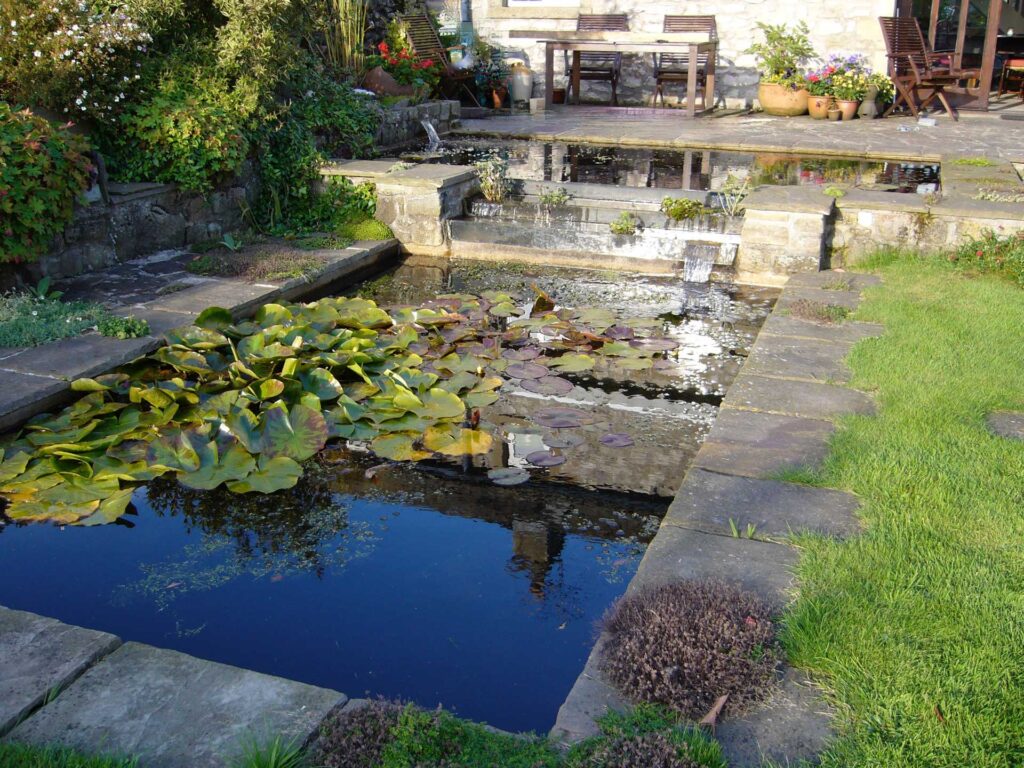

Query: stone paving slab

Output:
[776, 286, 864, 311]
[742, 335, 854, 384]
[987, 410, 1024, 441]
[0, 607, 121, 737]
[6, 642, 346, 768]
[694, 409, 835, 479]
[142, 280, 278, 318]
[785, 272, 882, 291]
[760, 314, 884, 344]
[551, 636, 629, 743]
[628, 525, 798, 609]
[2, 335, 160, 381]
[0, 372, 74, 433]
[716, 667, 833, 768]
[663, 468, 861, 539]
[724, 373, 875, 421]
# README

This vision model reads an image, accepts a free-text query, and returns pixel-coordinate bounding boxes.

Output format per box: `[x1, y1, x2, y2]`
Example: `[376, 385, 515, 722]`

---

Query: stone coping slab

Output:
[742, 186, 835, 216]
[760, 314, 884, 344]
[2, 335, 161, 381]
[724, 373, 876, 421]
[0, 607, 121, 737]
[0, 373, 76, 434]
[320, 159, 404, 178]
[742, 334, 854, 384]
[777, 286, 864, 311]
[693, 409, 835, 479]
[551, 636, 629, 743]
[6, 642, 346, 768]
[663, 468, 861, 539]
[785, 271, 882, 291]
[378, 163, 478, 189]
[987, 410, 1024, 441]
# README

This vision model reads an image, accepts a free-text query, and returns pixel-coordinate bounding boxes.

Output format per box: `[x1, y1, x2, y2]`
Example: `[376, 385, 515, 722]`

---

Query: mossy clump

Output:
[788, 298, 851, 324]
[339, 218, 395, 241]
[600, 580, 780, 719]
[314, 699, 404, 768]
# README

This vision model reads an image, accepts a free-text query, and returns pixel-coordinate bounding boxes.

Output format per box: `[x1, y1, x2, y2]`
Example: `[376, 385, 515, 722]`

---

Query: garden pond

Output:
[410, 137, 942, 194]
[0, 261, 776, 732]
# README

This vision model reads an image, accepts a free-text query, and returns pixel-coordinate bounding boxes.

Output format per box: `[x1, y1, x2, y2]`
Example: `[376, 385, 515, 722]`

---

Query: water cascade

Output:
[421, 120, 442, 152]
[682, 246, 717, 283]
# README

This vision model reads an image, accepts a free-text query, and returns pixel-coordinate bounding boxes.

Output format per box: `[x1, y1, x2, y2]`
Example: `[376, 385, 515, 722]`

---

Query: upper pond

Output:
[412, 137, 941, 194]
[0, 260, 776, 732]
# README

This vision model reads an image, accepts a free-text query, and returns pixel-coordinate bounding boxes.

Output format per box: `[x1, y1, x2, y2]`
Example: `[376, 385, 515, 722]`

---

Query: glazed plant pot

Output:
[836, 99, 860, 120]
[808, 95, 831, 119]
[758, 82, 809, 116]
[491, 86, 508, 109]
[827, 108, 842, 121]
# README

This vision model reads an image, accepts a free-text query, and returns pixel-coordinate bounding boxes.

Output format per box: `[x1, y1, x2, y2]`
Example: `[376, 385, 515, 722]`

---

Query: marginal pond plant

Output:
[0, 290, 683, 526]
[600, 580, 781, 719]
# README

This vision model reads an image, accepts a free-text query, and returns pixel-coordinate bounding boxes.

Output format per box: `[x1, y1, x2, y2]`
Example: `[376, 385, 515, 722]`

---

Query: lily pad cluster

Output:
[0, 289, 682, 526]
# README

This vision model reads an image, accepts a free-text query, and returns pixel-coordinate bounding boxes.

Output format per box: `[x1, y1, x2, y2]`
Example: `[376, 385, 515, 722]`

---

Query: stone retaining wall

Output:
[376, 100, 461, 149]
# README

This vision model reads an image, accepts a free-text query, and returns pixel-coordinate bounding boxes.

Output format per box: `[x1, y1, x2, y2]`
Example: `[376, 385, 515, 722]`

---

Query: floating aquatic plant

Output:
[0, 288, 683, 526]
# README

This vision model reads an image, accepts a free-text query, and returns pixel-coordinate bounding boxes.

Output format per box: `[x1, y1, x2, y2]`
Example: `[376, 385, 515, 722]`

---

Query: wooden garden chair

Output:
[400, 12, 481, 107]
[653, 15, 717, 109]
[567, 14, 630, 105]
[878, 16, 977, 121]
[998, 58, 1024, 100]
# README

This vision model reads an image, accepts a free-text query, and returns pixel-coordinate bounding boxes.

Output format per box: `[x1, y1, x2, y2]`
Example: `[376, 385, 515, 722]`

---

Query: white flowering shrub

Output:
[0, 0, 151, 124]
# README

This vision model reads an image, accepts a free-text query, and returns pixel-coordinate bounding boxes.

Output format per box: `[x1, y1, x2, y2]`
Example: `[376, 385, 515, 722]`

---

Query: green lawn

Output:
[0, 744, 135, 768]
[781, 253, 1024, 767]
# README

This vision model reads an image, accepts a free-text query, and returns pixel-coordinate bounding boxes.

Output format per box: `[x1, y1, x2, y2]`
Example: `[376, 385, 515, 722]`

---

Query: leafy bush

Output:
[661, 197, 707, 221]
[474, 156, 511, 203]
[951, 229, 1024, 286]
[745, 22, 814, 88]
[610, 212, 639, 235]
[0, 104, 93, 262]
[97, 315, 151, 340]
[538, 187, 571, 206]
[0, 0, 151, 124]
[601, 580, 781, 719]
[315, 699, 404, 768]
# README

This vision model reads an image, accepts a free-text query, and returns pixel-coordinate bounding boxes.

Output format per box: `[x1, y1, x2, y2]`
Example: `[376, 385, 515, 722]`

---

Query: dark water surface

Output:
[0, 262, 776, 732]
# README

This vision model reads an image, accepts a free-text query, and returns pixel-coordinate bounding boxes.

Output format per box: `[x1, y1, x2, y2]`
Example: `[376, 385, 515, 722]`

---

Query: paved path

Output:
[0, 241, 398, 432]
[552, 270, 884, 766]
[458, 106, 1024, 162]
[0, 607, 349, 768]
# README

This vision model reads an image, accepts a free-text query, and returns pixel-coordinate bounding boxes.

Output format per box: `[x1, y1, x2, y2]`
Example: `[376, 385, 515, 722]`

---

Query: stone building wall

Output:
[470, 0, 894, 107]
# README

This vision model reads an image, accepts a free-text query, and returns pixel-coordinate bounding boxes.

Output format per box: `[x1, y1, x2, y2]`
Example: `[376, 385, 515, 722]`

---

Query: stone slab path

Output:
[0, 607, 346, 768]
[458, 107, 1024, 163]
[987, 411, 1024, 441]
[0, 241, 398, 432]
[552, 270, 884, 766]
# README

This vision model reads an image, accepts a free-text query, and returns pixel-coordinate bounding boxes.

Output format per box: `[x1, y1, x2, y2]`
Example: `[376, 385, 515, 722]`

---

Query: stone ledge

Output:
[378, 164, 478, 190]
[740, 187, 835, 216]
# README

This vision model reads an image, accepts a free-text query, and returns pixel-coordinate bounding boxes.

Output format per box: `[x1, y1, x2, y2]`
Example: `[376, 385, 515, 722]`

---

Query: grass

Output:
[950, 156, 996, 167]
[0, 744, 136, 768]
[0, 293, 109, 348]
[187, 246, 329, 283]
[787, 298, 851, 324]
[780, 250, 1024, 767]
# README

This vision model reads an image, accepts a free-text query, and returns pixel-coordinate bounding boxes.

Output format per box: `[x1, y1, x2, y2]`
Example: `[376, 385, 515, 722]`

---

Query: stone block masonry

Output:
[736, 187, 834, 285]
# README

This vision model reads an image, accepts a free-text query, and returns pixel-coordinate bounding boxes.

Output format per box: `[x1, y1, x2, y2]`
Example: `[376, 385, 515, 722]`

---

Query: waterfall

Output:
[421, 120, 442, 152]
[682, 244, 717, 283]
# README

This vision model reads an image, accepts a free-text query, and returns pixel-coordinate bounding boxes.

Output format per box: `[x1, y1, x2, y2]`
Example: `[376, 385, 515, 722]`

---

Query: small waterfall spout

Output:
[421, 120, 442, 152]
[682, 245, 717, 283]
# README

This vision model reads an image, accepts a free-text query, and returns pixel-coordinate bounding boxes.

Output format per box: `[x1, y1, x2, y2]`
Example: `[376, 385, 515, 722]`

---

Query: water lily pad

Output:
[259, 403, 328, 462]
[605, 325, 635, 340]
[423, 425, 493, 456]
[502, 347, 541, 361]
[505, 362, 549, 380]
[371, 433, 432, 461]
[526, 450, 566, 467]
[546, 353, 595, 372]
[600, 432, 635, 448]
[520, 376, 574, 396]
[532, 407, 594, 429]
[543, 433, 585, 449]
[487, 467, 530, 486]
[227, 455, 302, 494]
[637, 338, 680, 352]
[615, 357, 654, 371]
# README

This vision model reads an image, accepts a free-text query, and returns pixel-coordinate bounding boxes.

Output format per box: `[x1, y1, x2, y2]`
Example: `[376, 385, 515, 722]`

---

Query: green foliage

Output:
[0, 293, 109, 347]
[98, 315, 151, 340]
[782, 256, 1024, 766]
[0, 744, 136, 768]
[787, 298, 851, 324]
[474, 156, 511, 203]
[0, 104, 93, 262]
[610, 212, 639, 235]
[337, 217, 394, 241]
[230, 736, 306, 768]
[324, 0, 370, 76]
[660, 197, 707, 221]
[951, 156, 996, 167]
[186, 245, 328, 281]
[538, 187, 572, 207]
[824, 185, 847, 198]
[745, 22, 815, 86]
[951, 229, 1024, 286]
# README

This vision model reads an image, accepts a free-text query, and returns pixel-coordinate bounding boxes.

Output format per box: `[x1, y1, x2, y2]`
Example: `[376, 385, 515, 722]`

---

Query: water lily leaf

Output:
[0, 451, 31, 485]
[416, 388, 466, 420]
[178, 443, 257, 491]
[521, 376, 574, 396]
[422, 425, 493, 456]
[391, 387, 425, 412]
[598, 341, 646, 358]
[254, 303, 293, 327]
[489, 301, 521, 318]
[76, 488, 135, 526]
[463, 391, 499, 408]
[299, 367, 342, 401]
[573, 308, 616, 329]
[71, 378, 114, 393]
[196, 306, 234, 331]
[256, 379, 286, 400]
[371, 433, 432, 461]
[600, 432, 635, 448]
[259, 403, 328, 462]
[543, 432, 585, 449]
[253, 342, 296, 360]
[636, 338, 679, 352]
[532, 407, 595, 429]
[502, 347, 541, 361]
[5, 497, 100, 524]
[376, 414, 434, 434]
[150, 347, 213, 373]
[331, 421, 379, 441]
[35, 475, 121, 506]
[165, 326, 229, 350]
[615, 357, 654, 371]
[530, 287, 556, 316]
[526, 450, 566, 467]
[487, 467, 530, 486]
[227, 455, 302, 494]
[547, 353, 595, 372]
[147, 429, 202, 472]
[506, 362, 548, 380]
[605, 325, 635, 340]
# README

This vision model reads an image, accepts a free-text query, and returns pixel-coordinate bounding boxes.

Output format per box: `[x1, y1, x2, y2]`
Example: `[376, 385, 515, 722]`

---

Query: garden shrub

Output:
[0, 103, 93, 262]
[951, 229, 1024, 286]
[601, 580, 780, 719]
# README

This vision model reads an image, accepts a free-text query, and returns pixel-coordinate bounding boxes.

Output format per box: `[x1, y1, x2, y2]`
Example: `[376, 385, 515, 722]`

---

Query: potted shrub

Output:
[746, 22, 815, 116]
[831, 69, 870, 120]
[474, 58, 511, 108]
[805, 64, 835, 119]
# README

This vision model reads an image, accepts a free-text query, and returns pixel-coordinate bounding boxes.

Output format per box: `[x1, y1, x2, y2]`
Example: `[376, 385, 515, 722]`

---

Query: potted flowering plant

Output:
[831, 69, 870, 119]
[805, 63, 838, 119]
[473, 56, 510, 108]
[745, 22, 815, 116]
[367, 41, 444, 101]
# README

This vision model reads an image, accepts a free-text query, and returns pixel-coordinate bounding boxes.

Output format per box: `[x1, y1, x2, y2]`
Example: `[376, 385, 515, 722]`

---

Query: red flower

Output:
[379, 42, 389, 54]
[421, 59, 434, 68]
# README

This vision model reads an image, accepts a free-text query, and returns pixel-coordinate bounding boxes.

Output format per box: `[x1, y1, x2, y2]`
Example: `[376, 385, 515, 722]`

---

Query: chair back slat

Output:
[878, 16, 934, 76]
[663, 15, 717, 38]
[577, 13, 630, 31]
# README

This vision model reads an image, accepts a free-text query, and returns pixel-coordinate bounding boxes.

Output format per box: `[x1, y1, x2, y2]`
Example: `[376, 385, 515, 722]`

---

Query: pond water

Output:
[411, 137, 941, 194]
[0, 261, 776, 732]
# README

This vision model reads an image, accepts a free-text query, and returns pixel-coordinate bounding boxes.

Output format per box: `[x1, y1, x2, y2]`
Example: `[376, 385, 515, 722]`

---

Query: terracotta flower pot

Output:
[757, 82, 809, 117]
[808, 95, 831, 119]
[836, 99, 860, 121]
[491, 86, 508, 109]
[827, 108, 842, 121]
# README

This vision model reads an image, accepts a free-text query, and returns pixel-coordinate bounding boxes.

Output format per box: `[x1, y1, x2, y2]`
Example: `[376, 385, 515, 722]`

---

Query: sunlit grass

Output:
[782, 252, 1024, 767]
